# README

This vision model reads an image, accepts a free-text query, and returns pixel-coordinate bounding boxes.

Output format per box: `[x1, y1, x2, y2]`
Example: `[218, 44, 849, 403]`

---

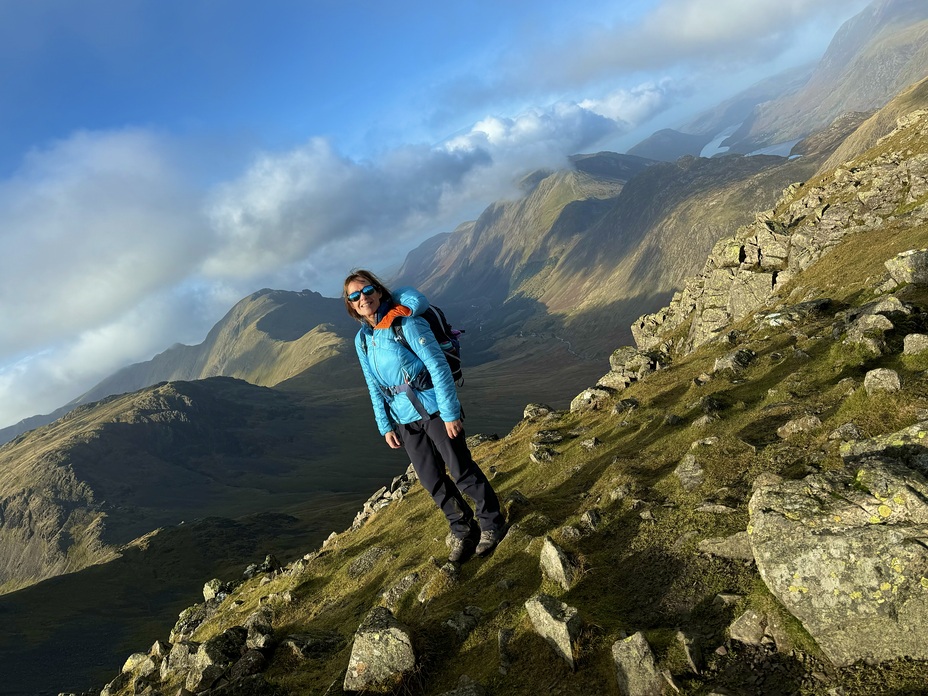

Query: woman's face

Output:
[346, 278, 382, 323]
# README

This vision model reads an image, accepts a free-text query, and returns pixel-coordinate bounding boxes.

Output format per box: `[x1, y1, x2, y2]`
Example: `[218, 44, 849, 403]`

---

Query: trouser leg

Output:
[419, 416, 505, 534]
[402, 419, 475, 539]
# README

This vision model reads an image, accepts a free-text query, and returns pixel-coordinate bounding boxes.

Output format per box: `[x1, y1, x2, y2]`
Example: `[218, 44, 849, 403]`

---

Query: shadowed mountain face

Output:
[0, 371, 407, 594]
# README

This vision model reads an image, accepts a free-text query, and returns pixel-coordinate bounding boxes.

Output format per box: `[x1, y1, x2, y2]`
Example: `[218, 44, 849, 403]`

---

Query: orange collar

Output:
[374, 304, 412, 329]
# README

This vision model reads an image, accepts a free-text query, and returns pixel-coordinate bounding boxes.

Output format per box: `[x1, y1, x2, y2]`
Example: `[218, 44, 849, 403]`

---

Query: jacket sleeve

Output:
[401, 316, 461, 423]
[393, 286, 430, 316]
[355, 330, 395, 436]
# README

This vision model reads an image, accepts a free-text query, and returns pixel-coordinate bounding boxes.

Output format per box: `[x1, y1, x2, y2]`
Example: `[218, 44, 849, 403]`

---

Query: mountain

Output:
[0, 373, 402, 595]
[395, 116, 865, 359]
[0, 289, 355, 446]
[723, 0, 928, 153]
[73, 101, 928, 696]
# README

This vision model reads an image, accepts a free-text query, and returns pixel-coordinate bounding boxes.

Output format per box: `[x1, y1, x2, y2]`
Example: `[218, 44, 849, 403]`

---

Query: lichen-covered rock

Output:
[381, 572, 421, 610]
[674, 453, 704, 491]
[904, 333, 928, 355]
[698, 532, 754, 561]
[611, 631, 664, 696]
[728, 609, 766, 646]
[523, 403, 554, 419]
[186, 627, 247, 692]
[170, 599, 222, 642]
[885, 249, 928, 285]
[525, 594, 581, 668]
[244, 607, 276, 652]
[343, 607, 416, 693]
[863, 367, 901, 395]
[749, 455, 928, 666]
[776, 414, 822, 439]
[540, 536, 580, 590]
[713, 348, 756, 374]
[160, 640, 200, 683]
[570, 387, 613, 413]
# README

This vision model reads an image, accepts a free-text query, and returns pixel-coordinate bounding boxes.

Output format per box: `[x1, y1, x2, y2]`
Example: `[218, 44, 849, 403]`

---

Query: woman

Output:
[345, 269, 505, 562]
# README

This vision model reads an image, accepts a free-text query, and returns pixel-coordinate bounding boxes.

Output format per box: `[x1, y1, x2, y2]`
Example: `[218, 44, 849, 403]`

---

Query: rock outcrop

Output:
[633, 111, 928, 357]
[749, 424, 928, 666]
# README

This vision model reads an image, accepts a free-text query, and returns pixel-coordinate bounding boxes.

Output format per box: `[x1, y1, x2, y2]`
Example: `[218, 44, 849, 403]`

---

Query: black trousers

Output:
[401, 415, 504, 540]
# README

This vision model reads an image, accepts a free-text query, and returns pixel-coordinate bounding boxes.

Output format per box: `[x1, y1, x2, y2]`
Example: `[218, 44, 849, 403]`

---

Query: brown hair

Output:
[343, 269, 392, 323]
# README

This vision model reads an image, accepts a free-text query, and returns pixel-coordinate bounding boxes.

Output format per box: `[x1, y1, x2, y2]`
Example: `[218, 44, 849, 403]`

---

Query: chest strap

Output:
[381, 370, 434, 420]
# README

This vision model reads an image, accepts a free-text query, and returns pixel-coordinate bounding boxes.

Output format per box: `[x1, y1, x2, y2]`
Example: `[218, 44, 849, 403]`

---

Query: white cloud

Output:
[475, 0, 870, 99]
[0, 129, 205, 360]
[0, 288, 208, 426]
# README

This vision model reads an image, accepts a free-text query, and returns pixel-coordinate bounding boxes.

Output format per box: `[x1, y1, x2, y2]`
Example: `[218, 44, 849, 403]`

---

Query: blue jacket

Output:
[355, 287, 461, 435]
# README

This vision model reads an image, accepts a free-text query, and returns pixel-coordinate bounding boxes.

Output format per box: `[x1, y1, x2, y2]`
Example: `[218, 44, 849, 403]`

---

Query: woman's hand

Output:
[385, 431, 403, 449]
[445, 419, 464, 439]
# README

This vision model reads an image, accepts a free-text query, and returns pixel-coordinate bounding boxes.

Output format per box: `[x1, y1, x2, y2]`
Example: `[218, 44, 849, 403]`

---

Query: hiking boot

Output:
[475, 528, 503, 556]
[448, 533, 475, 563]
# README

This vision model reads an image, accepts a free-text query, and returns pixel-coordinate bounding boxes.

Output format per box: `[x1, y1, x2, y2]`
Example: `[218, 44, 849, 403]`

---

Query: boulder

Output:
[776, 415, 822, 439]
[186, 627, 247, 692]
[749, 455, 928, 666]
[570, 387, 613, 413]
[525, 594, 581, 669]
[674, 453, 704, 491]
[540, 537, 580, 590]
[244, 607, 276, 652]
[863, 368, 901, 395]
[226, 649, 269, 681]
[524, 403, 554, 419]
[344, 607, 416, 693]
[99, 672, 132, 696]
[160, 640, 200, 683]
[904, 333, 928, 355]
[728, 609, 766, 646]
[611, 631, 664, 696]
[885, 249, 928, 285]
[698, 532, 754, 562]
[170, 599, 222, 642]
[121, 652, 149, 673]
[713, 348, 756, 374]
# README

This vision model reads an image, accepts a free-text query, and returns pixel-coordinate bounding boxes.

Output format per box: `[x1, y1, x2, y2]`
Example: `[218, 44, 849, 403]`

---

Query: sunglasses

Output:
[347, 284, 377, 303]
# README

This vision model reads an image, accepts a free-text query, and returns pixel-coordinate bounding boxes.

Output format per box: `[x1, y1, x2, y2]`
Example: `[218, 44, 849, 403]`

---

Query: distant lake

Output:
[700, 122, 800, 159]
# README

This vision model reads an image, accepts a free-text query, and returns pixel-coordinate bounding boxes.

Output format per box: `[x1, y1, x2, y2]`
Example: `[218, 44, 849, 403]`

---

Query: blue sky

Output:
[0, 0, 872, 428]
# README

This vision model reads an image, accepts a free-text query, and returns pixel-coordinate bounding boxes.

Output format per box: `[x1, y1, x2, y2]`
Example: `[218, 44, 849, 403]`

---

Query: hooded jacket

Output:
[355, 286, 461, 436]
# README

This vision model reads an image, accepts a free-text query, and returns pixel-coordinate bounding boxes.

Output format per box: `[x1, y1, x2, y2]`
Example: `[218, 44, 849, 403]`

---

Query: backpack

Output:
[394, 305, 464, 384]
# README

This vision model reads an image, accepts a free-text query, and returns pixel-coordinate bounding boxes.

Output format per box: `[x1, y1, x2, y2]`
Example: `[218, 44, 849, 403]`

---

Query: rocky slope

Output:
[73, 100, 928, 696]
